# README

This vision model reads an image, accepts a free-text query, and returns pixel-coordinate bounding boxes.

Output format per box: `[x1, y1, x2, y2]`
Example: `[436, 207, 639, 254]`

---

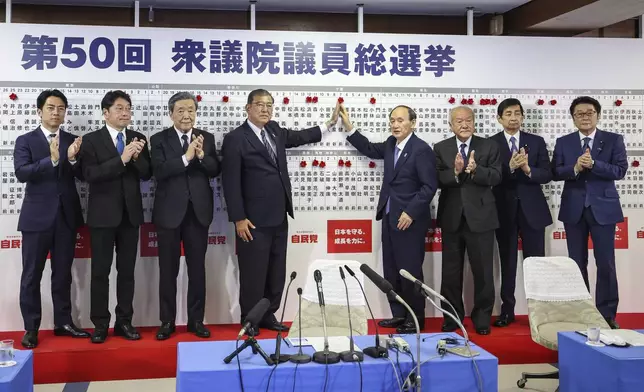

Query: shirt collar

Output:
[579, 129, 596, 141]
[106, 123, 126, 141]
[246, 119, 263, 138]
[395, 132, 413, 151]
[504, 130, 520, 145]
[456, 136, 472, 149]
[40, 124, 59, 139]
[175, 126, 192, 141]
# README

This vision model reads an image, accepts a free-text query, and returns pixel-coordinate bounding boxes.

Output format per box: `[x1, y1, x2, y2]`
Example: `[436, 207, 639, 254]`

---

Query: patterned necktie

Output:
[48, 134, 56, 144]
[510, 136, 518, 154]
[261, 129, 277, 165]
[182, 134, 189, 153]
[393, 145, 401, 168]
[116, 132, 125, 155]
[460, 143, 467, 162]
[582, 137, 591, 153]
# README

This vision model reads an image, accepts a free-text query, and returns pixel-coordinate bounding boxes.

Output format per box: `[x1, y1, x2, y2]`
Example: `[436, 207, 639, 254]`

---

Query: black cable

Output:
[357, 358, 363, 392]
[323, 359, 329, 392]
[235, 339, 245, 392]
[265, 362, 277, 392]
[291, 363, 299, 392]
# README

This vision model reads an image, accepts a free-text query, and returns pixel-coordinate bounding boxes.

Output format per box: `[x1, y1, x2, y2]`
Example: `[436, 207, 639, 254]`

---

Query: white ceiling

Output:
[11, 0, 532, 15]
[531, 0, 644, 29]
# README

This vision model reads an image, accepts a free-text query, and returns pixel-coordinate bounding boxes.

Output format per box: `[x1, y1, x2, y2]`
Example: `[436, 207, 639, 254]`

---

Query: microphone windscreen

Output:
[314, 269, 322, 282]
[290, 271, 297, 280]
[344, 265, 356, 277]
[297, 287, 303, 295]
[339, 266, 345, 279]
[244, 298, 270, 325]
[360, 264, 394, 294]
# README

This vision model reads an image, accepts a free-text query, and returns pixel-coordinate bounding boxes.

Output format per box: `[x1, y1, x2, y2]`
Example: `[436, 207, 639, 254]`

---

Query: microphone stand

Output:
[338, 267, 363, 362]
[224, 331, 274, 366]
[289, 288, 311, 364]
[386, 291, 422, 392]
[345, 265, 387, 358]
[270, 272, 296, 363]
[312, 270, 340, 365]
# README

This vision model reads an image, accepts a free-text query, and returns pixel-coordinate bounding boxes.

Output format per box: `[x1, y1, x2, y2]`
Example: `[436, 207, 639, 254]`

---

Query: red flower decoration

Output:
[283, 97, 290, 104]
[633, 160, 640, 168]
[369, 161, 376, 168]
[467, 98, 474, 105]
[312, 96, 318, 103]
[537, 99, 545, 105]
[615, 99, 623, 106]
[345, 160, 352, 168]
[195, 95, 202, 102]
[370, 97, 376, 104]
[338, 97, 344, 104]
[299, 160, 307, 168]
[338, 159, 345, 167]
[491, 98, 498, 105]
[222, 95, 229, 103]
[448, 97, 456, 104]
[9, 93, 18, 101]
[312, 159, 319, 167]
[305, 96, 312, 103]
[549, 99, 557, 106]
[460, 98, 468, 105]
[479, 98, 486, 105]
[319, 161, 326, 168]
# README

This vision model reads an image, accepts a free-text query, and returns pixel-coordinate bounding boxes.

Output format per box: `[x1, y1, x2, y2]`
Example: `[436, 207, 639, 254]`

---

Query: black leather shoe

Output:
[441, 323, 459, 332]
[187, 322, 210, 338]
[259, 315, 289, 332]
[476, 327, 491, 335]
[21, 331, 38, 349]
[114, 321, 141, 340]
[395, 320, 424, 334]
[54, 323, 91, 338]
[91, 327, 108, 344]
[378, 317, 406, 328]
[156, 322, 176, 340]
[493, 314, 515, 328]
[245, 325, 260, 337]
[605, 318, 620, 329]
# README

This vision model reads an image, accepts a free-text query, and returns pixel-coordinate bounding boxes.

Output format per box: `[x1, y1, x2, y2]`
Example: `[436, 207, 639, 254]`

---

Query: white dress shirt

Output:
[247, 120, 329, 154]
[175, 127, 193, 167]
[574, 129, 596, 175]
[41, 124, 61, 167]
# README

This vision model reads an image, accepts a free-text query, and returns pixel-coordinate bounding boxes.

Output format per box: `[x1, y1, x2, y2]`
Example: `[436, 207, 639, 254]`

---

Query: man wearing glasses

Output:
[80, 90, 151, 343]
[552, 96, 628, 329]
[221, 89, 339, 336]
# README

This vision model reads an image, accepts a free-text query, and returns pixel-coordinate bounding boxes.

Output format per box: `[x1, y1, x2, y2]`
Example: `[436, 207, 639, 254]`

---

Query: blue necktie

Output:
[510, 136, 518, 154]
[581, 137, 591, 154]
[393, 145, 401, 168]
[116, 132, 125, 155]
[261, 129, 277, 165]
[460, 143, 467, 162]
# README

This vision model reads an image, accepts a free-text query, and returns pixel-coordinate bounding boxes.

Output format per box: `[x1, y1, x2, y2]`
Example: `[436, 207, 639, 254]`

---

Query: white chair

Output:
[287, 259, 368, 338]
[517, 256, 610, 391]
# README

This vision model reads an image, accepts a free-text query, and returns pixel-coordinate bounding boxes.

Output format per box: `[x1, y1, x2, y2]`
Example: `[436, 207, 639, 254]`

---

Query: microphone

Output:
[270, 271, 296, 363]
[399, 269, 469, 342]
[338, 267, 363, 362]
[312, 269, 340, 364]
[289, 288, 311, 364]
[360, 264, 422, 390]
[237, 297, 270, 340]
[344, 265, 388, 358]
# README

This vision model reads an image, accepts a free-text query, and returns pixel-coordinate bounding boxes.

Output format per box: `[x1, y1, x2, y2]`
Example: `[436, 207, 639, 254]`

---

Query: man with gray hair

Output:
[433, 106, 501, 335]
[150, 91, 221, 340]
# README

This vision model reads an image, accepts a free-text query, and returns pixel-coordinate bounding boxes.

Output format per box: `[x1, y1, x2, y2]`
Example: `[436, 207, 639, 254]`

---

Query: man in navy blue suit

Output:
[552, 96, 628, 329]
[340, 104, 437, 334]
[490, 98, 552, 328]
[14, 89, 90, 348]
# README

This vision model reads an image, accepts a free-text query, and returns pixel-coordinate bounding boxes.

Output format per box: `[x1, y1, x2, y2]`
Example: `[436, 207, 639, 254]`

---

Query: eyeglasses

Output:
[252, 102, 274, 110]
[573, 111, 597, 119]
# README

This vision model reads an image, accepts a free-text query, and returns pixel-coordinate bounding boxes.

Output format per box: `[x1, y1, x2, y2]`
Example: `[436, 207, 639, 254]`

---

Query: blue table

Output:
[0, 350, 33, 392]
[558, 329, 644, 392]
[177, 333, 498, 391]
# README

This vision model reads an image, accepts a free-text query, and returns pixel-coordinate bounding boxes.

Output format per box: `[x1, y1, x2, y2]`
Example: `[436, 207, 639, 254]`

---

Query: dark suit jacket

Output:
[221, 119, 321, 227]
[347, 131, 437, 229]
[80, 126, 152, 228]
[14, 127, 84, 232]
[150, 127, 221, 229]
[434, 135, 502, 233]
[552, 129, 628, 225]
[490, 131, 553, 229]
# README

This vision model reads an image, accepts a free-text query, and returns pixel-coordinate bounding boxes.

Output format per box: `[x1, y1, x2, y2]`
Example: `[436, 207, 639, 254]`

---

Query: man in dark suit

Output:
[552, 96, 627, 329]
[490, 98, 553, 328]
[151, 92, 221, 340]
[221, 89, 338, 336]
[80, 90, 151, 343]
[14, 89, 90, 348]
[434, 106, 502, 335]
[339, 104, 437, 334]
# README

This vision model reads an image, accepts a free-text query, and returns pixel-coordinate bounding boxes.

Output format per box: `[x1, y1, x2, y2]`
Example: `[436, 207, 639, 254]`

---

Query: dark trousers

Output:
[89, 210, 139, 327]
[20, 206, 76, 331]
[382, 215, 427, 325]
[440, 216, 495, 329]
[157, 202, 208, 324]
[564, 206, 618, 319]
[236, 218, 288, 322]
[495, 202, 545, 317]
